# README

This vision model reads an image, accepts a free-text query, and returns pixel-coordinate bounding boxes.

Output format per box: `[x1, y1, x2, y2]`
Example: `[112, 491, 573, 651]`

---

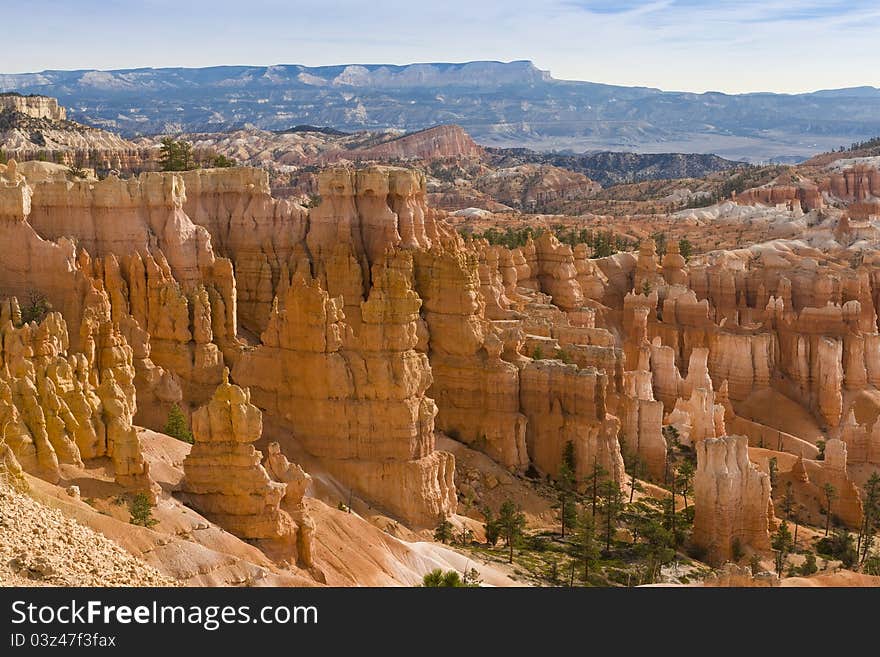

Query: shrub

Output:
[863, 555, 880, 576]
[555, 348, 572, 364]
[211, 154, 236, 168]
[128, 493, 157, 527]
[799, 552, 818, 576]
[749, 554, 762, 575]
[816, 529, 858, 568]
[20, 290, 51, 325]
[421, 569, 464, 587]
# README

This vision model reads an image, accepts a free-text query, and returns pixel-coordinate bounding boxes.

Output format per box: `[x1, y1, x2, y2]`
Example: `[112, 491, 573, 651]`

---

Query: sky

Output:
[4, 0, 879, 94]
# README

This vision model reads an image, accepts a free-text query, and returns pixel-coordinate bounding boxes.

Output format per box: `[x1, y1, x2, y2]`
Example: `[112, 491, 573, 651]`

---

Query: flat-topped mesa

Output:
[234, 254, 456, 526]
[181, 372, 292, 540]
[0, 94, 66, 121]
[322, 125, 484, 162]
[693, 435, 771, 566]
[735, 183, 822, 211]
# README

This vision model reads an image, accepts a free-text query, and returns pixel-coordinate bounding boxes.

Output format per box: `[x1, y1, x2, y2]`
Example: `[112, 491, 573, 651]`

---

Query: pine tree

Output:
[585, 457, 607, 519]
[771, 520, 794, 575]
[677, 460, 695, 511]
[858, 472, 880, 564]
[571, 509, 599, 583]
[128, 493, 157, 527]
[497, 500, 527, 564]
[678, 238, 693, 261]
[598, 479, 624, 554]
[823, 483, 837, 537]
[554, 441, 577, 537]
[482, 506, 502, 546]
[421, 569, 464, 587]
[164, 404, 193, 443]
[158, 137, 196, 172]
[799, 552, 818, 576]
[434, 517, 454, 544]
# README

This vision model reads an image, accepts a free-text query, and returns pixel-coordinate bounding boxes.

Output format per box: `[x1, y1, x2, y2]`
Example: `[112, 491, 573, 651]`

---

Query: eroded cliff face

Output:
[8, 153, 877, 546]
[0, 94, 66, 120]
[0, 298, 158, 500]
[693, 435, 771, 565]
[233, 251, 456, 526]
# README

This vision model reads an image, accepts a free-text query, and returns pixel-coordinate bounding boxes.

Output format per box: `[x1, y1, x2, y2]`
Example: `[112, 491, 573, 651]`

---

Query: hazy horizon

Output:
[5, 59, 879, 98]
[5, 1, 879, 95]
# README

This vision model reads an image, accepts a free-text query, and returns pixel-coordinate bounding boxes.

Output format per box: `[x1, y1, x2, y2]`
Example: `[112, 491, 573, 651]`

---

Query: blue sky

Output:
[6, 0, 879, 93]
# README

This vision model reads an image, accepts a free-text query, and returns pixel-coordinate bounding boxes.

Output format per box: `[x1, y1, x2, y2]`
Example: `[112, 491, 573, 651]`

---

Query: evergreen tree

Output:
[164, 404, 193, 444]
[211, 153, 236, 168]
[598, 479, 624, 554]
[677, 460, 695, 511]
[571, 508, 599, 583]
[482, 507, 501, 546]
[678, 238, 693, 261]
[858, 472, 880, 564]
[128, 493, 157, 527]
[781, 481, 801, 549]
[799, 552, 818, 576]
[585, 457, 607, 519]
[771, 520, 794, 575]
[554, 441, 577, 537]
[823, 482, 837, 536]
[434, 517, 454, 544]
[497, 500, 527, 563]
[158, 137, 196, 172]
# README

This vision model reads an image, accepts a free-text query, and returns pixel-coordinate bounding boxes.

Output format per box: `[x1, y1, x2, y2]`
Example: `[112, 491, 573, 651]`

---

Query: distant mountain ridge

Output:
[2, 60, 879, 162]
[486, 148, 744, 187]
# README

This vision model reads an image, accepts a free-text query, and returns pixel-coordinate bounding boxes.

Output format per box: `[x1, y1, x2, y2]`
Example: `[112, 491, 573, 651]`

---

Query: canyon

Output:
[0, 94, 879, 588]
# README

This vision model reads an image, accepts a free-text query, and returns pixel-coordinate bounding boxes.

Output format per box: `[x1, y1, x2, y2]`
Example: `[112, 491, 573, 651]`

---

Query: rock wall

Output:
[693, 435, 771, 565]
[233, 254, 456, 526]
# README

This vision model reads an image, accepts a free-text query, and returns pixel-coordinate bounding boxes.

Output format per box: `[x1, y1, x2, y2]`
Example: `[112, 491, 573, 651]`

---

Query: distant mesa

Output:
[3, 60, 879, 161]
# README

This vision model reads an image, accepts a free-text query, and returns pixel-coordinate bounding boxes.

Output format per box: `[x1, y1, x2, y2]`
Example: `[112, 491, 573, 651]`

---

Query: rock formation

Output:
[0, 93, 66, 120]
[181, 371, 292, 540]
[264, 441, 314, 567]
[233, 254, 456, 526]
[693, 435, 771, 565]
